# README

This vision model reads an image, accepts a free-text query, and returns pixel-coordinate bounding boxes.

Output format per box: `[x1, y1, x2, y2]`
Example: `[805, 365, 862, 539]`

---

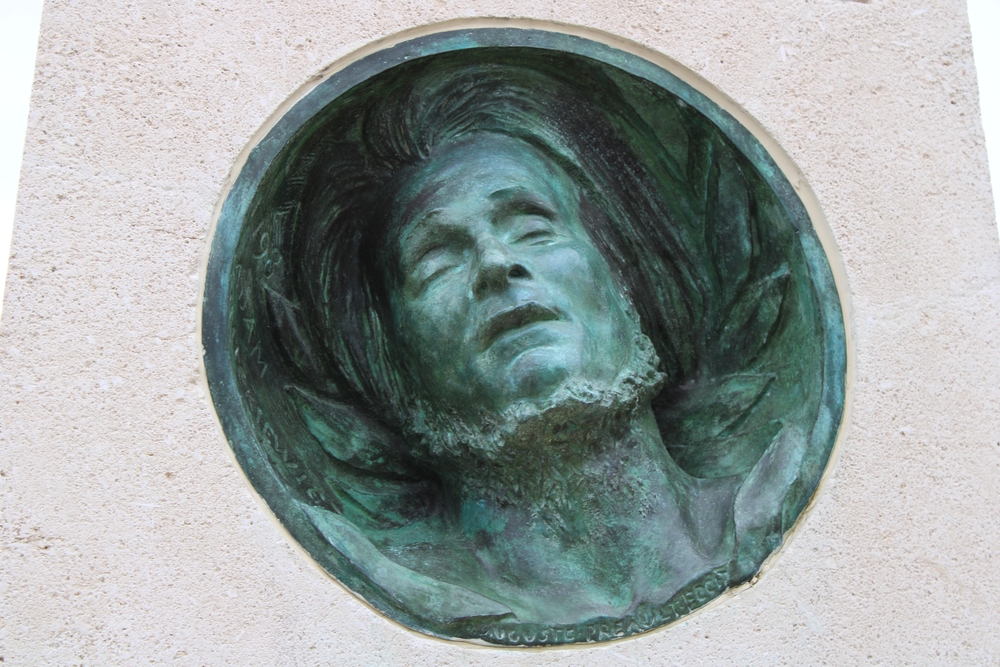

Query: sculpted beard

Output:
[400, 328, 667, 468]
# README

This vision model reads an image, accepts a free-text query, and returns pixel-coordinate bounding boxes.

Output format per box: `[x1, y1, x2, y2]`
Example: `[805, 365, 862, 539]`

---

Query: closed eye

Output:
[414, 244, 445, 266]
[410, 246, 466, 292]
[421, 263, 455, 286]
[515, 228, 556, 245]
[509, 211, 559, 246]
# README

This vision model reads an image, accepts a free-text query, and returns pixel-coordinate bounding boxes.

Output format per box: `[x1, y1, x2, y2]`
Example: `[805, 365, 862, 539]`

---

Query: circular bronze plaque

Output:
[203, 27, 846, 645]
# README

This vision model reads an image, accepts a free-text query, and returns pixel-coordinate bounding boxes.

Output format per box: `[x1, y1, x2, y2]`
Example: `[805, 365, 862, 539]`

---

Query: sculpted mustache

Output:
[479, 302, 561, 351]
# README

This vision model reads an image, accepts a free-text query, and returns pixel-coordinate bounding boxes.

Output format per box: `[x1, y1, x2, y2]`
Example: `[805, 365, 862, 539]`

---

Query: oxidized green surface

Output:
[203, 29, 846, 645]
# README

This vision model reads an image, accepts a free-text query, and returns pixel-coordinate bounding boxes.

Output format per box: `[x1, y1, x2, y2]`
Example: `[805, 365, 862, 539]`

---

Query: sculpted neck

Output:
[439, 405, 679, 538]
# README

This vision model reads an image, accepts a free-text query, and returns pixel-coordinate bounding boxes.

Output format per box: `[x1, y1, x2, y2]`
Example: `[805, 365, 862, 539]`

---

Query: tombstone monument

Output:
[1, 2, 999, 664]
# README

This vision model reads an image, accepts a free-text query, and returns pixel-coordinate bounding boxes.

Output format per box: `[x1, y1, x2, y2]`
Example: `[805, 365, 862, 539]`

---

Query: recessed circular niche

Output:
[202, 27, 846, 646]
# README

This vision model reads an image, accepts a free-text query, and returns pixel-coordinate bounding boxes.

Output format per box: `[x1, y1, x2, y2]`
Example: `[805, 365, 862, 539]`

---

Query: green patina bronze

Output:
[203, 29, 846, 645]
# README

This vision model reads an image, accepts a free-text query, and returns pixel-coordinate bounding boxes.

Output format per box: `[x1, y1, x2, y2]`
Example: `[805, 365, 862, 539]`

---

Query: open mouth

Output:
[480, 302, 561, 351]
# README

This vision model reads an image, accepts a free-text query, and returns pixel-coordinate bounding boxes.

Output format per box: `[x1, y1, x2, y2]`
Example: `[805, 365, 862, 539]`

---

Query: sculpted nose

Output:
[473, 237, 530, 299]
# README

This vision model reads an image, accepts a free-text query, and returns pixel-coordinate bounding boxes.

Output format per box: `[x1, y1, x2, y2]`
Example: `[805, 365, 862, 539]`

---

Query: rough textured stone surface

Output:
[1, 0, 998, 664]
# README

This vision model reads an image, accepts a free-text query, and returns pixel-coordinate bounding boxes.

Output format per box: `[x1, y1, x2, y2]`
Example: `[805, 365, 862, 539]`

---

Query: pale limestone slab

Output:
[1, 1, 998, 664]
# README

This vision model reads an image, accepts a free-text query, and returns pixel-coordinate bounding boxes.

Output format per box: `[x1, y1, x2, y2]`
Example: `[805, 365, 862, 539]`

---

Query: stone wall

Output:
[1, 1, 999, 664]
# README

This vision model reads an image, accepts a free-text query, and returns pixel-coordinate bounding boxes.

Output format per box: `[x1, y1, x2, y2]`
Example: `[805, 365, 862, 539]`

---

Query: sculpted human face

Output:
[389, 134, 638, 417]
